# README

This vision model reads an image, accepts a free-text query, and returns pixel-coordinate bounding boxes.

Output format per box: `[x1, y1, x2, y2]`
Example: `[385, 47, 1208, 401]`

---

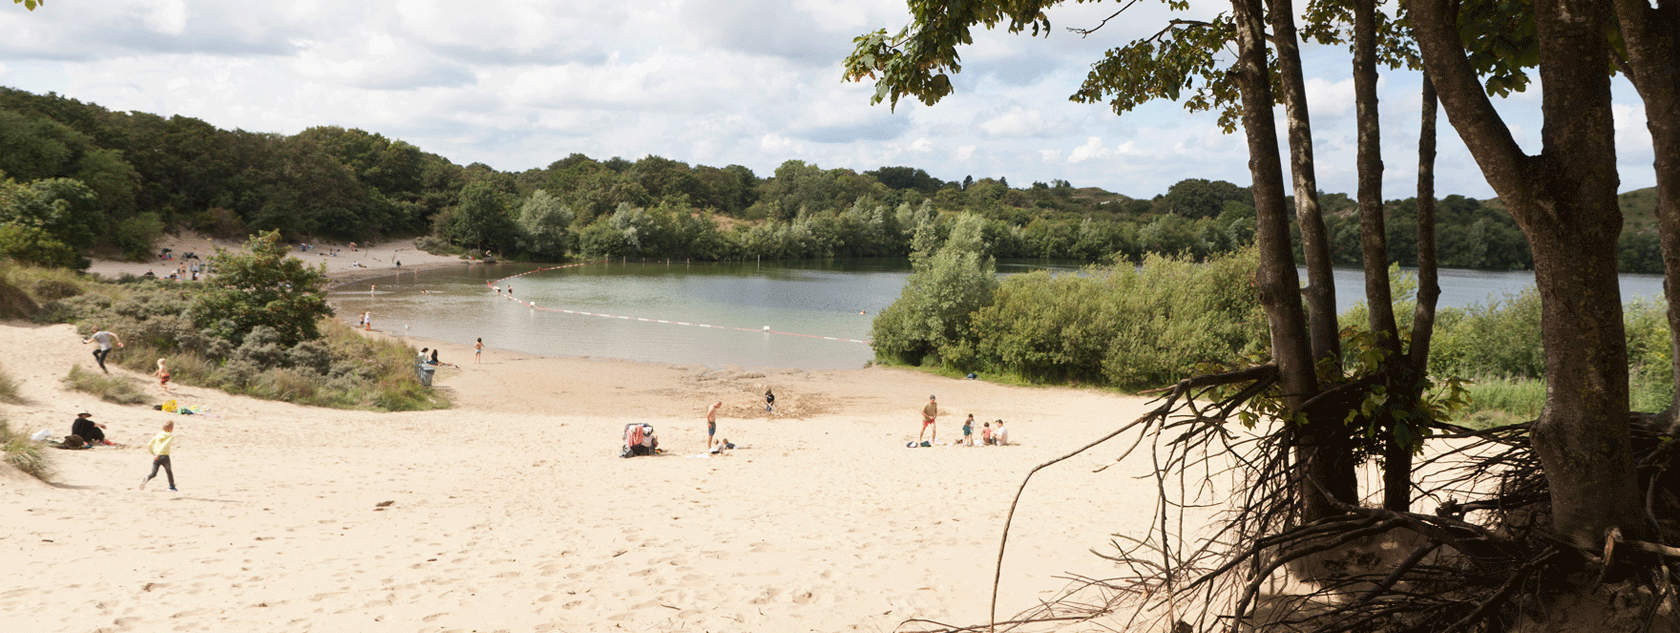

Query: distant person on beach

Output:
[981, 421, 993, 445]
[418, 348, 430, 363]
[475, 338, 483, 364]
[139, 421, 177, 491]
[360, 311, 370, 330]
[994, 420, 1009, 446]
[72, 412, 108, 445]
[764, 387, 775, 413]
[153, 358, 172, 393]
[82, 326, 123, 373]
[706, 400, 723, 451]
[919, 395, 938, 444]
[961, 414, 974, 447]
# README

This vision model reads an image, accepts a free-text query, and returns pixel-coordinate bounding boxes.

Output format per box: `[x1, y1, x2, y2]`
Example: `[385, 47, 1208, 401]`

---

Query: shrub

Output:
[62, 364, 150, 405]
[0, 361, 21, 404]
[0, 419, 53, 481]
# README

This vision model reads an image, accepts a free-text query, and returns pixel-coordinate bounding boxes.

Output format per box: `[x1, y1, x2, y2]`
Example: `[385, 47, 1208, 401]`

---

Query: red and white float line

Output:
[487, 262, 871, 345]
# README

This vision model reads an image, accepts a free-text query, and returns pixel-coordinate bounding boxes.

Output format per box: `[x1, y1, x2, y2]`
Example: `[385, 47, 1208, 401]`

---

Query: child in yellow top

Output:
[140, 421, 176, 491]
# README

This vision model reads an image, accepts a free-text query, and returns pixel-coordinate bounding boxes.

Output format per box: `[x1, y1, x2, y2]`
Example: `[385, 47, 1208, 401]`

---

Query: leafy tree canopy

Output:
[191, 230, 333, 347]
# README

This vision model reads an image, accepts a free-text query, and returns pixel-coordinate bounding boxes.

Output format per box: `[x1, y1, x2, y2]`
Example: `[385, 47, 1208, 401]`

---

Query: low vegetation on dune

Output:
[1, 232, 448, 412]
[0, 419, 53, 482]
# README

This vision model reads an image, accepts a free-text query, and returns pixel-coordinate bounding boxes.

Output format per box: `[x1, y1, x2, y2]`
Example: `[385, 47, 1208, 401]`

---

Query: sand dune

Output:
[1, 244, 1165, 633]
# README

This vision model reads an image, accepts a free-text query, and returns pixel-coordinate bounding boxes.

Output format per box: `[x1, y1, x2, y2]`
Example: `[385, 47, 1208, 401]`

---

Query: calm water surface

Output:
[329, 259, 1666, 371]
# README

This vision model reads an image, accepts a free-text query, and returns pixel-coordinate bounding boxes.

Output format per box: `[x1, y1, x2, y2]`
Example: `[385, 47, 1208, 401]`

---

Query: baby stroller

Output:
[621, 423, 659, 458]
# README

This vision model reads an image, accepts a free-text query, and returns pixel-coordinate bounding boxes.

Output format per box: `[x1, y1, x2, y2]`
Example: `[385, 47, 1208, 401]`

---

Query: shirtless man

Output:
[918, 395, 938, 444]
[706, 401, 723, 451]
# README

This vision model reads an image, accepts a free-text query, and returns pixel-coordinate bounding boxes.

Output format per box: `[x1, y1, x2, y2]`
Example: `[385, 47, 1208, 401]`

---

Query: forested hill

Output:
[0, 87, 1663, 272]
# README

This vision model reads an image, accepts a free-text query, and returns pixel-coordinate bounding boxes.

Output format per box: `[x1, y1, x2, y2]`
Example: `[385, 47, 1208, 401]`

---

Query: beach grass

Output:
[0, 418, 54, 482]
[0, 361, 21, 404]
[63, 364, 152, 405]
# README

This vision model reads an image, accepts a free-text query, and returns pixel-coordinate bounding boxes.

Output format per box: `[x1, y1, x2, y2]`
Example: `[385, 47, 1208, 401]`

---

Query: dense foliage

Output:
[875, 246, 1270, 390]
[192, 230, 333, 347]
[0, 87, 1664, 272]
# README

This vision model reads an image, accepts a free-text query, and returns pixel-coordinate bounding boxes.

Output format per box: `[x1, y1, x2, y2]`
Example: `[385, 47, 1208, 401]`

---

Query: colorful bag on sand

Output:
[161, 399, 178, 413]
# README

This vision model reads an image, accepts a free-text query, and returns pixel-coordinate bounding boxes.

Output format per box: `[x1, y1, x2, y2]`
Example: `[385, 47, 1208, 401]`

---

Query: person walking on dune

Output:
[82, 326, 123, 373]
[139, 421, 177, 492]
[918, 395, 938, 445]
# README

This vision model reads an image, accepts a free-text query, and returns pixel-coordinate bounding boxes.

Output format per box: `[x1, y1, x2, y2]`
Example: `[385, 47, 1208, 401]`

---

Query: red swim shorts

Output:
[922, 418, 935, 426]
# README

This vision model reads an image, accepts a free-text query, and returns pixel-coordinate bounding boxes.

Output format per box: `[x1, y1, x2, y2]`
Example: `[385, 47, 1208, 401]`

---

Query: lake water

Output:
[328, 259, 1668, 371]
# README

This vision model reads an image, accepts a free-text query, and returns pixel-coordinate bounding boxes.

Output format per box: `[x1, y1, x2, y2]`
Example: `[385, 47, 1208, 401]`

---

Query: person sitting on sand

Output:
[994, 419, 1009, 446]
[981, 421, 994, 446]
[72, 412, 109, 445]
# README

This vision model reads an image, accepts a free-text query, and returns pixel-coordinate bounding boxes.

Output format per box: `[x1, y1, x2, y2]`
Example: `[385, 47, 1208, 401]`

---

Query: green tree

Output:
[870, 213, 998, 365]
[515, 189, 575, 260]
[438, 181, 518, 254]
[191, 230, 332, 347]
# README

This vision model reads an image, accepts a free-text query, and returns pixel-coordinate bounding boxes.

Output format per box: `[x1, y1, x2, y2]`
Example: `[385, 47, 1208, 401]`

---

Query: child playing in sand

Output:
[152, 358, 172, 393]
[981, 421, 993, 446]
[140, 421, 176, 491]
[475, 338, 484, 364]
[961, 414, 974, 446]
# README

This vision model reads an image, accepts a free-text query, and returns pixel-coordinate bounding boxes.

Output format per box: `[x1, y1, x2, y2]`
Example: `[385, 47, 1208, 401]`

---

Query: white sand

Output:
[0, 243, 1167, 633]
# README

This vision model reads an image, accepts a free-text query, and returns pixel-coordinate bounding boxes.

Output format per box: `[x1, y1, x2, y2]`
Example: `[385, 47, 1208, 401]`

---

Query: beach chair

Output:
[621, 423, 659, 458]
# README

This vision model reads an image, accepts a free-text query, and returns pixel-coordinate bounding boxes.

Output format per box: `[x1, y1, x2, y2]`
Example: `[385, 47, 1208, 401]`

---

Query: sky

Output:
[0, 0, 1659, 200]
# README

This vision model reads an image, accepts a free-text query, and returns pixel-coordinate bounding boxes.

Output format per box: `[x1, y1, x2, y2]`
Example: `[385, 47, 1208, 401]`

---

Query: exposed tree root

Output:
[903, 367, 1680, 633]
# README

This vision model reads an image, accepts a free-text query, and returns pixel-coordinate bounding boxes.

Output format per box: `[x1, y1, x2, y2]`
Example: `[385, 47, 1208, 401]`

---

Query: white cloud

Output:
[978, 107, 1057, 138]
[955, 145, 976, 161]
[137, 0, 188, 36]
[1067, 137, 1111, 163]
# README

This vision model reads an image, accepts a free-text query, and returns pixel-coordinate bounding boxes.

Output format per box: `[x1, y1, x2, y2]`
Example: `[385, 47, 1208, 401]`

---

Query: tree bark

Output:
[1410, 0, 1645, 548]
[1232, 0, 1315, 406]
[1612, 0, 1680, 428]
[1267, 0, 1342, 367]
[1232, 0, 1339, 525]
[1408, 77, 1442, 374]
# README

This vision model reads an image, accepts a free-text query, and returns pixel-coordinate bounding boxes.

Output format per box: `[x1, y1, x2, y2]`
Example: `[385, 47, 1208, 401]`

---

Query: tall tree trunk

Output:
[1267, 0, 1356, 522]
[1612, 0, 1680, 427]
[1231, 0, 1315, 406]
[1390, 77, 1443, 513]
[1410, 0, 1645, 548]
[1267, 0, 1342, 367]
[1408, 76, 1442, 375]
[1346, 0, 1409, 513]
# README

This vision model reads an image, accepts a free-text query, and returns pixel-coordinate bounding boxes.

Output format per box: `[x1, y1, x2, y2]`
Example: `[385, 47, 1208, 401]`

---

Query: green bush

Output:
[963, 248, 1266, 389]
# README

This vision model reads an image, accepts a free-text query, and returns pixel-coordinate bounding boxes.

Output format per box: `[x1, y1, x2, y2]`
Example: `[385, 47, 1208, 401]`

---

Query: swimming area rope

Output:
[488, 261, 871, 345]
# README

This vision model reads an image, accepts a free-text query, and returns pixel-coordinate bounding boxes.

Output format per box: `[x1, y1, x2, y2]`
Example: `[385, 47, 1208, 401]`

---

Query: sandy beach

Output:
[1, 241, 1164, 633]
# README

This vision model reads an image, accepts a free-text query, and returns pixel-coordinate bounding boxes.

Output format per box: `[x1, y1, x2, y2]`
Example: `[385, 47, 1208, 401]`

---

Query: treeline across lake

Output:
[0, 86, 1665, 272]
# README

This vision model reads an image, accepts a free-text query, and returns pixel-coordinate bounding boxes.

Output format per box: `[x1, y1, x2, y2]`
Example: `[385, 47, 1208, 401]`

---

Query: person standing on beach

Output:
[764, 387, 775, 413]
[139, 421, 177, 491]
[362, 311, 372, 331]
[919, 395, 938, 444]
[961, 414, 974, 447]
[706, 400, 723, 451]
[82, 326, 123, 373]
[474, 338, 483, 364]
